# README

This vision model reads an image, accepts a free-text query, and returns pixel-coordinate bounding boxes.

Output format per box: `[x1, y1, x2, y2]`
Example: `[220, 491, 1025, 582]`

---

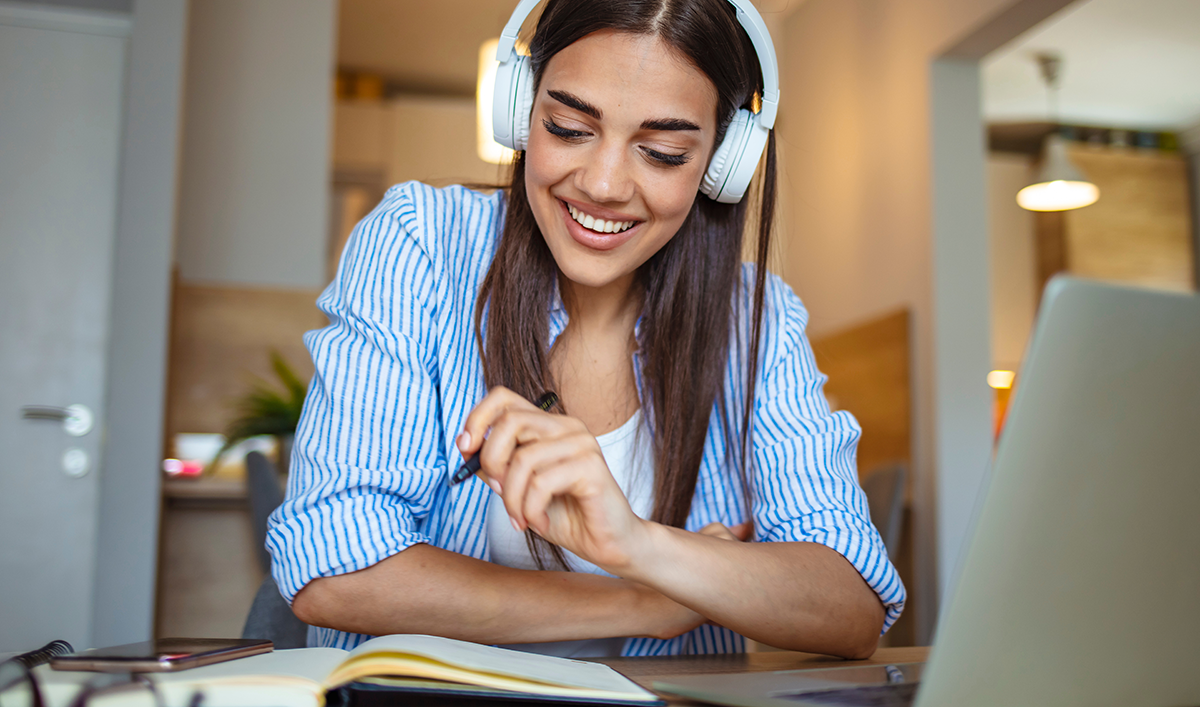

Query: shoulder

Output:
[734, 263, 811, 372]
[326, 182, 504, 326]
[364, 181, 505, 266]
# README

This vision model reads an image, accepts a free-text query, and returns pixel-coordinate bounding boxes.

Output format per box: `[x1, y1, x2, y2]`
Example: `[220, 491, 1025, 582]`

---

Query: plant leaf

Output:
[209, 350, 310, 473]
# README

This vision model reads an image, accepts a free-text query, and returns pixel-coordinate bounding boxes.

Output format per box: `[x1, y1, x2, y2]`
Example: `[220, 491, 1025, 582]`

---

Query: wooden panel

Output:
[810, 309, 914, 647]
[165, 281, 326, 446]
[156, 500, 262, 639]
[1035, 210, 1067, 305]
[1065, 147, 1195, 292]
[810, 309, 911, 478]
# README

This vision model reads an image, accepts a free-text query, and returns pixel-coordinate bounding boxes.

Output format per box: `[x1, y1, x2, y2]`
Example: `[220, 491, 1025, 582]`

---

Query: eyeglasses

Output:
[1, 641, 73, 707]
[65, 672, 167, 707]
[0, 660, 42, 707]
[0, 642, 203, 707]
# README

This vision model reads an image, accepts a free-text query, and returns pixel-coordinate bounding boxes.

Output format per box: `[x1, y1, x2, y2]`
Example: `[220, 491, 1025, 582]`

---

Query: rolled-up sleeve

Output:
[267, 186, 446, 603]
[750, 278, 906, 633]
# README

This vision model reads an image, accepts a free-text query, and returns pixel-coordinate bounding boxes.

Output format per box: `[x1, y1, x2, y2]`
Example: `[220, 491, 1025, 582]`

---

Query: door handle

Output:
[20, 404, 94, 436]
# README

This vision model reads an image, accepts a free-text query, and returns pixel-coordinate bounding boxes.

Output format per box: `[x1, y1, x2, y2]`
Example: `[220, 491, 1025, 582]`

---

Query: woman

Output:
[269, 0, 904, 658]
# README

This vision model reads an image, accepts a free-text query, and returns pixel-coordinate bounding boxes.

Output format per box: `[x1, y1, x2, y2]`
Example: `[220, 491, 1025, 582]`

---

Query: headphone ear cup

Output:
[700, 109, 769, 204]
[511, 57, 534, 151]
[492, 54, 535, 151]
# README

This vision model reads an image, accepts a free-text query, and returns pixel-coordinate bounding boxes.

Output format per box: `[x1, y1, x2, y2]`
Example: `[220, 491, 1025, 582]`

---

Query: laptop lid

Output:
[916, 276, 1200, 707]
[654, 277, 1200, 707]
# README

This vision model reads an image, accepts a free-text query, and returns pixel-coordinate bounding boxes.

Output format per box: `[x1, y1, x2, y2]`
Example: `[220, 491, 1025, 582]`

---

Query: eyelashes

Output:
[541, 118, 692, 167]
[642, 148, 691, 167]
[541, 118, 587, 141]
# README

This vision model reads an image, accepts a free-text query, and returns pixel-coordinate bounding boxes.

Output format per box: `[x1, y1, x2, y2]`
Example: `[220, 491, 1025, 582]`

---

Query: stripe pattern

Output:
[267, 182, 905, 652]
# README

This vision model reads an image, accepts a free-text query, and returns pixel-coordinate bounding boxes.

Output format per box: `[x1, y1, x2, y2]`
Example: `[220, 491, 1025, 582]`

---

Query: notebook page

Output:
[345, 635, 651, 696]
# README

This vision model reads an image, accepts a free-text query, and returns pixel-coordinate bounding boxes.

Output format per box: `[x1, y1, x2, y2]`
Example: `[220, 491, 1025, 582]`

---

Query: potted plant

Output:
[212, 351, 308, 476]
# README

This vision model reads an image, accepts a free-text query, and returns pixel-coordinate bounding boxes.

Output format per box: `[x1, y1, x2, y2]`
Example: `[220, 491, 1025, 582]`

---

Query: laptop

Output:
[655, 276, 1200, 707]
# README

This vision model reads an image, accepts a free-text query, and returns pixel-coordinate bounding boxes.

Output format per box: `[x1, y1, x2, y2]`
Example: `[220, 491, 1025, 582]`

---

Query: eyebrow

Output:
[548, 90, 601, 120]
[546, 89, 701, 132]
[640, 117, 701, 132]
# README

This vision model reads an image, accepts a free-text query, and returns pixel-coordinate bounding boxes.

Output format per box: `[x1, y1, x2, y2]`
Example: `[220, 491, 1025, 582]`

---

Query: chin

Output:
[552, 251, 630, 290]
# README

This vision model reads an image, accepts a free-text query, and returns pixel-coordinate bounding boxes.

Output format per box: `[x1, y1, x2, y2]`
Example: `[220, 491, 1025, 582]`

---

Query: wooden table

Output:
[597, 647, 930, 705]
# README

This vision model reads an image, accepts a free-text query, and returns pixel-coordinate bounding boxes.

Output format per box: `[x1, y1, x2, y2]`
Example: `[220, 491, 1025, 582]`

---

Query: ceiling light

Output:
[477, 38, 515, 165]
[1017, 53, 1098, 212]
[1016, 134, 1100, 211]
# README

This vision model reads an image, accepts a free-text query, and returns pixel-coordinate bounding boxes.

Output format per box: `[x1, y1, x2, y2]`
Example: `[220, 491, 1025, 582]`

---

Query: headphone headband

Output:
[492, 0, 780, 203]
[496, 0, 779, 127]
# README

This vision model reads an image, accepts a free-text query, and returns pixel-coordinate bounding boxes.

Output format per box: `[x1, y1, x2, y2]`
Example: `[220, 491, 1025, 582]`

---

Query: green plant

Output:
[210, 351, 308, 472]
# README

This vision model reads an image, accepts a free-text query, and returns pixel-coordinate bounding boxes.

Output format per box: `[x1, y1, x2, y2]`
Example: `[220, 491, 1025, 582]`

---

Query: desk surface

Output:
[597, 647, 930, 703]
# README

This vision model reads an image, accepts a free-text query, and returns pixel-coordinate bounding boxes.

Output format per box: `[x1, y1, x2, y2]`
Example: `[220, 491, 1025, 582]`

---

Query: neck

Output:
[558, 270, 642, 335]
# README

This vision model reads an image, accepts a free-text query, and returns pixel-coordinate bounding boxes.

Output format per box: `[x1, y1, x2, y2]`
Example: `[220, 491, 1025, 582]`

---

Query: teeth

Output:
[566, 203, 635, 234]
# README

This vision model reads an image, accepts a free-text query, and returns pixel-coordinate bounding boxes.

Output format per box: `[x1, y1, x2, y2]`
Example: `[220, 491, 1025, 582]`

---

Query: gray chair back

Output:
[242, 574, 309, 649]
[242, 451, 308, 647]
[860, 464, 906, 561]
[245, 451, 284, 574]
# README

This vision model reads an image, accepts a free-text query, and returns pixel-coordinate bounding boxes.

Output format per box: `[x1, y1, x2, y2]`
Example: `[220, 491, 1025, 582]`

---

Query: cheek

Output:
[524, 131, 569, 190]
[648, 170, 704, 229]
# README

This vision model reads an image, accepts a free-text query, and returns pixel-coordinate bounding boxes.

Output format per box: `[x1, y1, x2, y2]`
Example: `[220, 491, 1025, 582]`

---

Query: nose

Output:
[574, 138, 635, 204]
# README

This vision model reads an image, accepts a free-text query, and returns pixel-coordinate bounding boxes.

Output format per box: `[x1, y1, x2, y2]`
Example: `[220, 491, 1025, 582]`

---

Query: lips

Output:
[565, 203, 636, 234]
[558, 199, 642, 252]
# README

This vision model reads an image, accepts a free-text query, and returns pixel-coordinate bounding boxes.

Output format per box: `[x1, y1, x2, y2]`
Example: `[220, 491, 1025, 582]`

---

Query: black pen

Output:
[449, 391, 558, 485]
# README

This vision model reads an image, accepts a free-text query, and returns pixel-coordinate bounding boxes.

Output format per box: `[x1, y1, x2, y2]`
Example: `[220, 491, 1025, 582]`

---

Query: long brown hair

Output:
[474, 0, 777, 567]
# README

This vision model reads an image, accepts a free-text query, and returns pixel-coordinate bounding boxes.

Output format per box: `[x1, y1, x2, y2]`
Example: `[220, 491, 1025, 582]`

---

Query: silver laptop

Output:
[655, 276, 1200, 707]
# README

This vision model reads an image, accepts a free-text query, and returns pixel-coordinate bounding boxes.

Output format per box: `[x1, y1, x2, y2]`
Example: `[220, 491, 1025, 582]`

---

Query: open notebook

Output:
[38, 634, 663, 707]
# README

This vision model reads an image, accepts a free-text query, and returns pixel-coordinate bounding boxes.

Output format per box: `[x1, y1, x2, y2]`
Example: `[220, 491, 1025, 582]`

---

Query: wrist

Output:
[611, 517, 671, 583]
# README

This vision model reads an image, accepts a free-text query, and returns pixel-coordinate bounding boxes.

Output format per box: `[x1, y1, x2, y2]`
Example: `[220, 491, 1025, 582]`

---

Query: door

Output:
[0, 13, 127, 652]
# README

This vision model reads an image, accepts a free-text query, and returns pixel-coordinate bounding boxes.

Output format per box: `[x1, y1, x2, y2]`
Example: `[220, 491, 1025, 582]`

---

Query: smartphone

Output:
[49, 638, 273, 673]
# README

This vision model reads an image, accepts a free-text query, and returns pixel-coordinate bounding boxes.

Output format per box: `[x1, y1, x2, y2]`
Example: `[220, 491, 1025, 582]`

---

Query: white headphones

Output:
[491, 0, 780, 204]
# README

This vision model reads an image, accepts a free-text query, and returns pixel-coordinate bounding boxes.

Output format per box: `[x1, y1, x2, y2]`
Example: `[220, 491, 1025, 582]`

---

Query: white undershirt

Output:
[486, 408, 655, 658]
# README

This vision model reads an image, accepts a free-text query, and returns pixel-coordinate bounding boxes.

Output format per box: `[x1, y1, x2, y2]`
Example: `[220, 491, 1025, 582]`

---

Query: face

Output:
[524, 30, 719, 292]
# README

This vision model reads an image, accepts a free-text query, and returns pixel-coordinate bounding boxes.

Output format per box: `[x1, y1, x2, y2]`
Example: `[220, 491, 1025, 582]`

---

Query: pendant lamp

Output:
[1016, 54, 1099, 212]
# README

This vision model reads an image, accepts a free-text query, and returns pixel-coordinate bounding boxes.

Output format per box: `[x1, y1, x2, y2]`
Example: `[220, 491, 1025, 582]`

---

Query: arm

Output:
[460, 279, 903, 657]
[457, 390, 884, 658]
[620, 525, 884, 658]
[291, 543, 705, 644]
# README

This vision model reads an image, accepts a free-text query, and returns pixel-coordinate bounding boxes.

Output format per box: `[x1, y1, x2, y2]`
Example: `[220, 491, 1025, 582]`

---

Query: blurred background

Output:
[1, 0, 1196, 654]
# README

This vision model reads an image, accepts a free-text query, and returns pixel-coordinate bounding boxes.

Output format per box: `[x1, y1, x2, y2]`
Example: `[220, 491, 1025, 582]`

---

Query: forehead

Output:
[540, 30, 718, 126]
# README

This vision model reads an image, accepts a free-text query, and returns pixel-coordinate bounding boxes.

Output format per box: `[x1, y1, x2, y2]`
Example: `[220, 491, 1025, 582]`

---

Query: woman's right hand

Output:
[457, 386, 650, 573]
[698, 521, 753, 542]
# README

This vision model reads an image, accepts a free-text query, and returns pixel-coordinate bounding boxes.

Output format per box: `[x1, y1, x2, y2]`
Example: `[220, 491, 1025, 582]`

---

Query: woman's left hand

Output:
[457, 386, 649, 572]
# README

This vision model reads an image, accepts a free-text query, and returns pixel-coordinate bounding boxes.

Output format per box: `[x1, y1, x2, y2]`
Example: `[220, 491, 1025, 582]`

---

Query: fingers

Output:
[699, 522, 739, 541]
[697, 521, 754, 542]
[500, 433, 597, 530]
[456, 386, 538, 457]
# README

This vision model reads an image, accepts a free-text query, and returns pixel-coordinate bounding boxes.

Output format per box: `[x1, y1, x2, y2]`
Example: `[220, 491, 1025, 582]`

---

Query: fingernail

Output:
[510, 517, 521, 532]
[486, 477, 502, 494]
[456, 431, 471, 451]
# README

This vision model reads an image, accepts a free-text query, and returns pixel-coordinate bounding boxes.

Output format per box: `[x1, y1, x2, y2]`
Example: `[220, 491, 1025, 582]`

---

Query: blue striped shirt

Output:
[267, 181, 905, 653]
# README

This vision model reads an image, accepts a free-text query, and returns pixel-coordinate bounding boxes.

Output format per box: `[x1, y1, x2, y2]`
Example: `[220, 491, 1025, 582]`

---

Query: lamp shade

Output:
[1016, 134, 1099, 212]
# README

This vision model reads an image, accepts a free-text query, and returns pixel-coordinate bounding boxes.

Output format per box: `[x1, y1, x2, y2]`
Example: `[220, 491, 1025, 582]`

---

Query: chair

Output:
[860, 464, 906, 561]
[243, 574, 309, 649]
[245, 451, 284, 574]
[241, 451, 309, 648]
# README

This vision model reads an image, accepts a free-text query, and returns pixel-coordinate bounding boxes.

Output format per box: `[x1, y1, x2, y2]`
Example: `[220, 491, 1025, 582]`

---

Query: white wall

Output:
[92, 0, 187, 647]
[334, 96, 506, 188]
[176, 0, 335, 289]
[773, 0, 1075, 642]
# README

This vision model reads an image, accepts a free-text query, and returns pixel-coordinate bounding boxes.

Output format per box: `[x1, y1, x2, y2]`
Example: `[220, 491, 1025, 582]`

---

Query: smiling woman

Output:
[269, 0, 905, 660]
